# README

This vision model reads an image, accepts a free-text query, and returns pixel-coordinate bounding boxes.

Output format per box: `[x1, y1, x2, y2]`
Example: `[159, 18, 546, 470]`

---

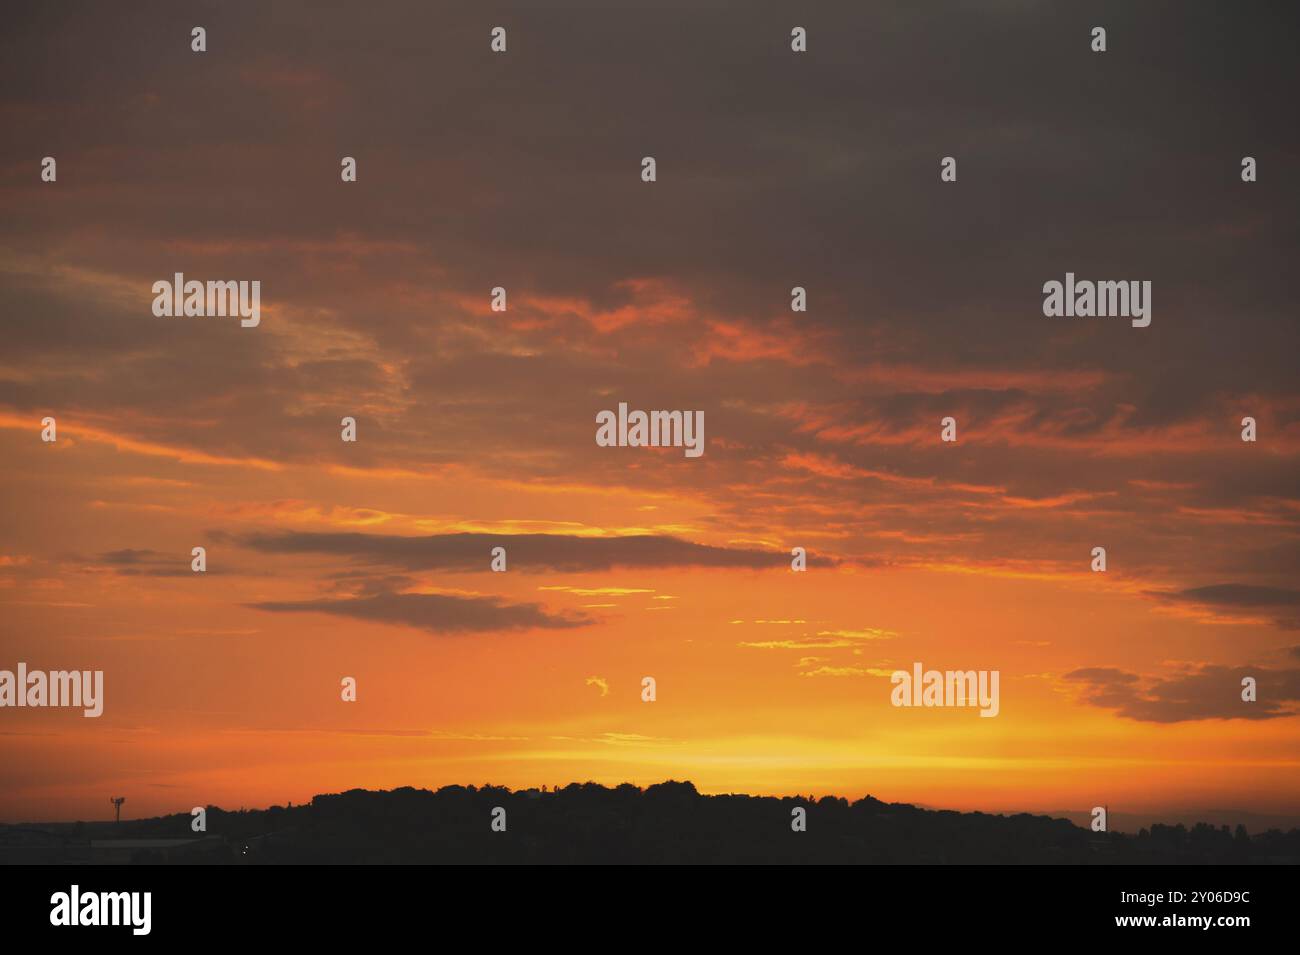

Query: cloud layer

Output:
[1063, 665, 1300, 722]
[250, 591, 592, 634]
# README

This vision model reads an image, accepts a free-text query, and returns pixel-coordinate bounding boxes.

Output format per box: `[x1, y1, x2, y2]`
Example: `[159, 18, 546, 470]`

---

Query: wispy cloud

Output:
[248, 591, 593, 635]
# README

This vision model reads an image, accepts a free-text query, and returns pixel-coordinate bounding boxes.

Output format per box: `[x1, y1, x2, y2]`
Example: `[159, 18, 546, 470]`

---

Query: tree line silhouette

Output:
[5, 781, 1298, 864]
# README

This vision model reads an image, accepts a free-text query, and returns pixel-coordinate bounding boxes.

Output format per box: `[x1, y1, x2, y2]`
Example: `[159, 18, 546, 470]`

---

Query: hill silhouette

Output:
[4, 780, 1298, 864]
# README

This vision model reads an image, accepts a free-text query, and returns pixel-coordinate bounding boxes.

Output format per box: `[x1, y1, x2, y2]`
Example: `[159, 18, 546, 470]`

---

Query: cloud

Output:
[741, 626, 896, 651]
[1144, 584, 1300, 630]
[1150, 584, 1300, 608]
[75, 548, 199, 577]
[799, 666, 871, 678]
[230, 530, 810, 572]
[816, 628, 897, 640]
[539, 586, 655, 596]
[1, 4, 1297, 601]
[248, 591, 592, 635]
[585, 676, 609, 697]
[1062, 665, 1300, 722]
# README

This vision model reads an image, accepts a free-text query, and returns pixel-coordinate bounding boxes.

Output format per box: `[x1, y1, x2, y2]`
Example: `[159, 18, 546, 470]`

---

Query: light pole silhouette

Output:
[110, 796, 125, 823]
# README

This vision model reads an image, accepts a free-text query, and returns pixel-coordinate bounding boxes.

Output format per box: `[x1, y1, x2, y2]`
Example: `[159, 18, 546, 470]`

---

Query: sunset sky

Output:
[2, 1, 1298, 828]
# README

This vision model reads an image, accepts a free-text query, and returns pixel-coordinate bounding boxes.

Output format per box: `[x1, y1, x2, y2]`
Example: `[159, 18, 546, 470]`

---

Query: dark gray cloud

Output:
[0, 0, 1296, 592]
[1143, 584, 1300, 631]
[1062, 666, 1139, 686]
[3, 0, 1297, 387]
[249, 591, 592, 634]
[1154, 584, 1300, 608]
[229, 530, 815, 572]
[98, 548, 161, 565]
[1063, 665, 1300, 722]
[76, 548, 198, 577]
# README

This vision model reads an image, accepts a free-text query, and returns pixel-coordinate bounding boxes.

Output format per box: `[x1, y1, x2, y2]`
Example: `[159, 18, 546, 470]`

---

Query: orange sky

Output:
[2, 1, 1298, 827]
[2, 412, 1297, 825]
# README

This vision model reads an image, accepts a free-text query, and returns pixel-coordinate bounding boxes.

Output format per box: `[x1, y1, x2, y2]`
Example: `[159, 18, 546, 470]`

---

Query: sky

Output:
[1, 0, 1298, 828]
